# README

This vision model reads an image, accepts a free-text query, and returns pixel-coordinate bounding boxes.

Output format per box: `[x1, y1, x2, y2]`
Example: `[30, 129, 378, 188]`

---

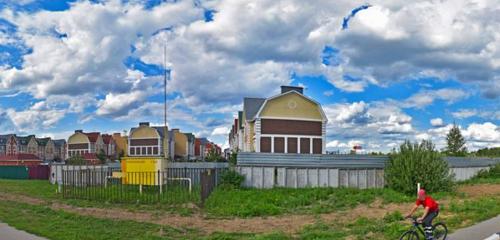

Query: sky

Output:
[0, 0, 499, 153]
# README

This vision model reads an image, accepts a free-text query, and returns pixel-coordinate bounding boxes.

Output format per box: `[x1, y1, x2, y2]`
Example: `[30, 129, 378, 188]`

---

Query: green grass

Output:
[0, 179, 198, 215]
[1, 179, 500, 239]
[0, 179, 58, 200]
[205, 187, 412, 217]
[0, 200, 291, 240]
[0, 200, 200, 240]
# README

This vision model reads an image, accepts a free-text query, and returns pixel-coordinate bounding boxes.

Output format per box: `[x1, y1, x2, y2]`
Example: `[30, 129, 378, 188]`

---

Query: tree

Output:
[385, 140, 454, 194]
[206, 148, 222, 162]
[445, 123, 467, 156]
[96, 149, 107, 164]
[66, 155, 86, 165]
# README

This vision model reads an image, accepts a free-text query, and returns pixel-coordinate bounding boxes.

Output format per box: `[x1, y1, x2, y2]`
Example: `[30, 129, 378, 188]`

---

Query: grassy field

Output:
[205, 187, 413, 217]
[1, 178, 500, 239]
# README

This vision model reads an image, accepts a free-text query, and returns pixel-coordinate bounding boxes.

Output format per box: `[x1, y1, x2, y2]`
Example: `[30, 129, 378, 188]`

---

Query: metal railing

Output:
[61, 167, 227, 204]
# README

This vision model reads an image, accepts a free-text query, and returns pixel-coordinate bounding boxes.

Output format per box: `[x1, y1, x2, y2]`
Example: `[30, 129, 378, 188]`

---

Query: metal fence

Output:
[61, 167, 227, 204]
[0, 165, 50, 180]
[237, 152, 500, 189]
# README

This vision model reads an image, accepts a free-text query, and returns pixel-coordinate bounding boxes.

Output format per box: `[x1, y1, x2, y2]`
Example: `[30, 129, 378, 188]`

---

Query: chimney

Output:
[75, 130, 83, 133]
[281, 85, 303, 94]
[139, 122, 150, 127]
[113, 133, 121, 138]
[172, 128, 180, 133]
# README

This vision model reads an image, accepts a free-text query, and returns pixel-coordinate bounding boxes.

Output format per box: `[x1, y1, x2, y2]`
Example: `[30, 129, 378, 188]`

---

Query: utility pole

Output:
[163, 42, 168, 165]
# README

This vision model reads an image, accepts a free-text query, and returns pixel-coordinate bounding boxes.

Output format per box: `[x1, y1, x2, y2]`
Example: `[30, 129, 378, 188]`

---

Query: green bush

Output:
[385, 140, 454, 195]
[219, 170, 245, 189]
[66, 155, 86, 165]
[472, 163, 500, 179]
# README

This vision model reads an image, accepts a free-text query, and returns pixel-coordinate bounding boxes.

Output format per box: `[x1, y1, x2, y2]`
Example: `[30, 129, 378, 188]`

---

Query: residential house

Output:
[112, 133, 128, 159]
[172, 129, 188, 160]
[102, 134, 116, 159]
[185, 133, 195, 160]
[232, 86, 328, 154]
[53, 139, 66, 161]
[16, 135, 38, 156]
[128, 122, 169, 158]
[67, 130, 104, 163]
[36, 137, 55, 161]
[195, 138, 209, 160]
[0, 134, 17, 155]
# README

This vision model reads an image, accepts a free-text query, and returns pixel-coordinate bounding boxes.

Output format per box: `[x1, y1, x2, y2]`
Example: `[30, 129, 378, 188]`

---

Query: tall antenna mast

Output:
[164, 43, 167, 130]
[163, 42, 168, 160]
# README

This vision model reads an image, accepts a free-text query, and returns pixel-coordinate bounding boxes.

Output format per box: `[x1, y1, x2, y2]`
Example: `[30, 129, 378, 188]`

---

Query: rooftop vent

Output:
[281, 85, 303, 94]
[139, 122, 150, 127]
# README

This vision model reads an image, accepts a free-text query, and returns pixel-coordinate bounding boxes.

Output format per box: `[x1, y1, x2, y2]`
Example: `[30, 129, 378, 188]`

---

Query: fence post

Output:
[159, 170, 162, 194]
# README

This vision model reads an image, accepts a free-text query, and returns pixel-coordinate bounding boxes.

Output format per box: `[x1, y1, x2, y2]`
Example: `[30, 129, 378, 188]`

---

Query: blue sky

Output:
[0, 0, 499, 152]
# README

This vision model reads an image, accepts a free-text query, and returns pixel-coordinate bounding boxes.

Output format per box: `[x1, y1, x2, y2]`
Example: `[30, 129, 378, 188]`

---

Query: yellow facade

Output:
[112, 134, 128, 157]
[121, 157, 165, 185]
[259, 93, 323, 120]
[174, 131, 188, 157]
[130, 126, 160, 139]
[68, 132, 90, 144]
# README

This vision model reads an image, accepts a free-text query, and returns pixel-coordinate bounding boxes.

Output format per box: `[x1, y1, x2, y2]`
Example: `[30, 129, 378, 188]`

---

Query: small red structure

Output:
[0, 154, 42, 166]
[81, 153, 101, 165]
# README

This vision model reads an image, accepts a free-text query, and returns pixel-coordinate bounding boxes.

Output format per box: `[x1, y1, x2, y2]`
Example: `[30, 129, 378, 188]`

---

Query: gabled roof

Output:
[84, 132, 100, 143]
[152, 126, 167, 139]
[17, 135, 35, 146]
[53, 139, 66, 147]
[101, 134, 113, 144]
[243, 98, 266, 121]
[198, 138, 209, 145]
[36, 137, 51, 146]
[253, 90, 328, 122]
[184, 133, 195, 142]
[0, 134, 15, 145]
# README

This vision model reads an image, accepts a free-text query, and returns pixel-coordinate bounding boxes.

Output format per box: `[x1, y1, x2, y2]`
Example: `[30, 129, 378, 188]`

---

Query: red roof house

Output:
[0, 154, 41, 166]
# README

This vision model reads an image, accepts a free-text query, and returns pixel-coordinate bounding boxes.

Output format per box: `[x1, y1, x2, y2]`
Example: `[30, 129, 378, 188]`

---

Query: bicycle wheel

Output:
[433, 222, 448, 240]
[400, 231, 420, 240]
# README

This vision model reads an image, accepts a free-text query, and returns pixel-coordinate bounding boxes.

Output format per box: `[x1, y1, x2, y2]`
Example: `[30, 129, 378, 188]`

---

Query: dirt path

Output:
[1, 184, 499, 234]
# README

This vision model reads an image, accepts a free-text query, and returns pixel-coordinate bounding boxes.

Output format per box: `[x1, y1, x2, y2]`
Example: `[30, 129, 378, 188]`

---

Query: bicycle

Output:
[399, 216, 448, 240]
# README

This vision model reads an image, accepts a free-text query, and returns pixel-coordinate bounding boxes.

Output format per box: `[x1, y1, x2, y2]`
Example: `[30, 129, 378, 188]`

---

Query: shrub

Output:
[228, 151, 237, 166]
[472, 163, 500, 179]
[385, 140, 454, 195]
[219, 170, 245, 189]
[66, 155, 86, 165]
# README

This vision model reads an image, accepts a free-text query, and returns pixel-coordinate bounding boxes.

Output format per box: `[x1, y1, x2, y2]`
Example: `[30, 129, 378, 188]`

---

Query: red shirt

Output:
[416, 196, 439, 212]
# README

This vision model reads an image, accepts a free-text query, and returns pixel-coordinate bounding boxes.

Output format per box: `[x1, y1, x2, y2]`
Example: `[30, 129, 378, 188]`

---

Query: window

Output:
[142, 147, 147, 155]
[130, 147, 135, 155]
[153, 147, 158, 155]
[147, 147, 152, 155]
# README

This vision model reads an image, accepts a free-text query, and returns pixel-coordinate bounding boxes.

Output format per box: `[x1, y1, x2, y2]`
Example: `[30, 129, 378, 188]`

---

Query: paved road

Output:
[0, 222, 48, 240]
[448, 215, 500, 240]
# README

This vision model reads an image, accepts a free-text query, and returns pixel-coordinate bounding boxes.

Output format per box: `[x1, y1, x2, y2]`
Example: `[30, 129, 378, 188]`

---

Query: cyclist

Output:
[405, 189, 440, 240]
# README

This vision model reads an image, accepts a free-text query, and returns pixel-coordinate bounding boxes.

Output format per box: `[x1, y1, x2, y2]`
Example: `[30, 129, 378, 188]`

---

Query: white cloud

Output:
[96, 91, 146, 117]
[463, 122, 500, 143]
[323, 90, 334, 97]
[452, 108, 500, 120]
[211, 127, 230, 136]
[430, 118, 444, 127]
[452, 109, 477, 119]
[403, 88, 470, 109]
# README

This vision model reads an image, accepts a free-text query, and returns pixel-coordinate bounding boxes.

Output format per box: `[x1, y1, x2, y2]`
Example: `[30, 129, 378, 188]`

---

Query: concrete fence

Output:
[237, 153, 500, 189]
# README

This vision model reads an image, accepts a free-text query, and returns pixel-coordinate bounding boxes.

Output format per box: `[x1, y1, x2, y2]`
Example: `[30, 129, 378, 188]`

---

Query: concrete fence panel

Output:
[236, 153, 500, 189]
